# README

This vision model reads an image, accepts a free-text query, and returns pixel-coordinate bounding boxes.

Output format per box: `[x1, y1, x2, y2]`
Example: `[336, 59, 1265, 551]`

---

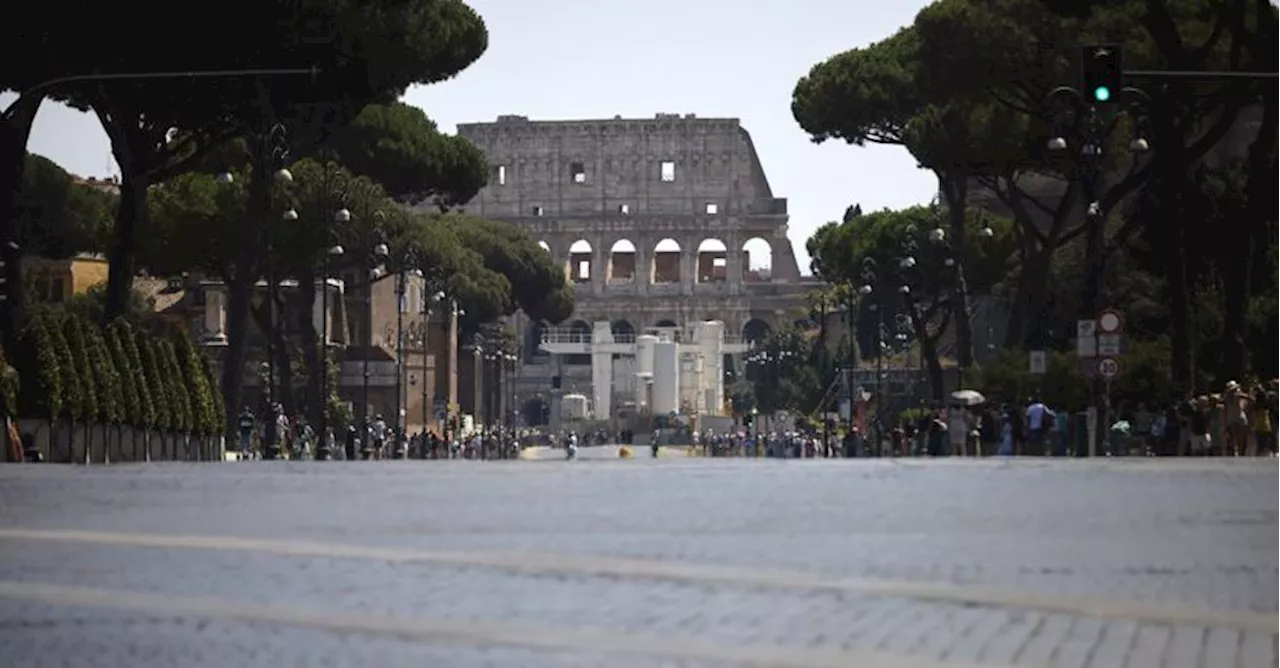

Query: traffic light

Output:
[1081, 45, 1122, 104]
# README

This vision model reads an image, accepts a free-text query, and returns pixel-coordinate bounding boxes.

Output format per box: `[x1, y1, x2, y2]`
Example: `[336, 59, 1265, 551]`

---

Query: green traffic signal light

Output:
[1093, 86, 1112, 102]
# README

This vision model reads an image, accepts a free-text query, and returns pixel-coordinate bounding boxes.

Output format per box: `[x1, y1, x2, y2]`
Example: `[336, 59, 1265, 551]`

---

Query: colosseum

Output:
[456, 114, 823, 423]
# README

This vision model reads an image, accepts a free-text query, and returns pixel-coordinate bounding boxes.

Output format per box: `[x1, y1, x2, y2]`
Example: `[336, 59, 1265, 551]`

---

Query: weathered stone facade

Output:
[452, 114, 823, 421]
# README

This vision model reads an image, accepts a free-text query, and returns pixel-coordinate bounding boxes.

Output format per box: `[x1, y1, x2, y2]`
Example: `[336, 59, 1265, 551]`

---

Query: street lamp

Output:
[317, 206, 349, 458]
[260, 123, 292, 417]
[388, 249, 420, 441]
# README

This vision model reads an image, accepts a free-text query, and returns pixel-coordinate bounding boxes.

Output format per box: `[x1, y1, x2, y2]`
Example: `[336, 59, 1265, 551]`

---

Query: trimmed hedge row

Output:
[4, 313, 224, 436]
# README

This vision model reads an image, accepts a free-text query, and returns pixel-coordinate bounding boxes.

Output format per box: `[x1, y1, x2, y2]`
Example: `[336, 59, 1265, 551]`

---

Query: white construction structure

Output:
[540, 320, 750, 420]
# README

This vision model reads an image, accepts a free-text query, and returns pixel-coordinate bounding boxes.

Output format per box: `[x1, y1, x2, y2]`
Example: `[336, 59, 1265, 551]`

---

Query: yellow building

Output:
[23, 254, 110, 303]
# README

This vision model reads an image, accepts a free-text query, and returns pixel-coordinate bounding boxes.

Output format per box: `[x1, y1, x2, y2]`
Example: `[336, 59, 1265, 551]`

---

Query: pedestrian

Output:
[1222, 381, 1250, 456]
[1249, 384, 1272, 456]
[996, 413, 1014, 457]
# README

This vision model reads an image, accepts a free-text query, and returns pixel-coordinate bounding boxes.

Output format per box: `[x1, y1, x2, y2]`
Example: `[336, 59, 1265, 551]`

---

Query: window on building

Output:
[660, 161, 676, 182]
[570, 161, 586, 184]
[618, 204, 630, 214]
[495, 164, 507, 185]
[531, 205, 544, 216]
[705, 203, 718, 214]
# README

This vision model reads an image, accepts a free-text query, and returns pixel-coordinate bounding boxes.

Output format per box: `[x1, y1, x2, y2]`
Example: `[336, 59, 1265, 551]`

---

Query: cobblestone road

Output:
[0, 456, 1274, 668]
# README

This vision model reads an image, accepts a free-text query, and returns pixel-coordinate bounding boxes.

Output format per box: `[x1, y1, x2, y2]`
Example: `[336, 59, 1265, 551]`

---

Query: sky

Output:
[1, 0, 937, 274]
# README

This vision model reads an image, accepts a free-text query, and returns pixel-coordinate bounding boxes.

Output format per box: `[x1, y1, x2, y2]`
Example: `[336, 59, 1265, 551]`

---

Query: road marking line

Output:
[0, 528, 1273, 633]
[0, 580, 1021, 668]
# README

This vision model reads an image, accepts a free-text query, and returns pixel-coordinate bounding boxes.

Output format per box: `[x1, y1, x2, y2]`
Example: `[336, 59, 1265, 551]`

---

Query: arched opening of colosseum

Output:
[651, 238, 682, 283]
[525, 320, 550, 362]
[695, 238, 727, 283]
[742, 237, 773, 283]
[567, 239, 593, 283]
[565, 319, 592, 366]
[611, 320, 635, 361]
[652, 318, 681, 342]
[742, 318, 772, 344]
[611, 319, 636, 342]
[537, 240, 551, 254]
[608, 239, 636, 282]
[568, 319, 591, 342]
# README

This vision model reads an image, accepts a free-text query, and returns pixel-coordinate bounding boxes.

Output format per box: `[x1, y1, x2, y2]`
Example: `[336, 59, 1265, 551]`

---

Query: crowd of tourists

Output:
[233, 405, 526, 460]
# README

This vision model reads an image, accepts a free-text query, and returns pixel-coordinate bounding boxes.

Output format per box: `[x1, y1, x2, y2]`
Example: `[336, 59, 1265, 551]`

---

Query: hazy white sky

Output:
[1, 0, 936, 272]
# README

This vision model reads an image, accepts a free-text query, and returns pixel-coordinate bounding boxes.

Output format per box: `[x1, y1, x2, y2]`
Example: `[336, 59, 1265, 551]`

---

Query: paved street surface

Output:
[0, 454, 1275, 668]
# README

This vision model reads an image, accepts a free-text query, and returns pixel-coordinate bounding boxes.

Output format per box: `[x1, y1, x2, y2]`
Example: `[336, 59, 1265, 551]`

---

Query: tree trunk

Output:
[0, 96, 44, 353]
[1225, 93, 1277, 381]
[919, 332, 945, 402]
[249, 295, 297, 416]
[941, 181, 975, 371]
[104, 173, 148, 323]
[219, 169, 271, 434]
[1003, 240, 1054, 349]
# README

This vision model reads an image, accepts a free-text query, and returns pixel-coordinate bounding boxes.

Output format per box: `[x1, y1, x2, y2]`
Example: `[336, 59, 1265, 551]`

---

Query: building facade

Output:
[195, 269, 461, 436]
[453, 114, 824, 423]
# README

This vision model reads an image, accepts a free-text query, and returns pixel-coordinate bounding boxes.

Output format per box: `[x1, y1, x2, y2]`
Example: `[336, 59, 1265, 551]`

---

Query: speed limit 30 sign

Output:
[1096, 357, 1121, 380]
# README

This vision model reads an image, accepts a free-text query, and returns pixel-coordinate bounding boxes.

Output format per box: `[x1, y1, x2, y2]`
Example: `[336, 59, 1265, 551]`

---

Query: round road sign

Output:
[1098, 309, 1124, 334]
[1097, 357, 1121, 380]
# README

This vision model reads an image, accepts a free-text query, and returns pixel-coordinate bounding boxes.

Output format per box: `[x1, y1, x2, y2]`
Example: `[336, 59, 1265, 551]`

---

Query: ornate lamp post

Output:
[389, 249, 420, 439]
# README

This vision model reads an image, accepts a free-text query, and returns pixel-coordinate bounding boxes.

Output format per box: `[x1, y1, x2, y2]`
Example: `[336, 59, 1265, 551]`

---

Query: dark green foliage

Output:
[319, 102, 489, 207]
[47, 314, 82, 422]
[748, 325, 822, 414]
[14, 316, 62, 420]
[136, 333, 170, 431]
[172, 333, 215, 435]
[85, 325, 123, 425]
[0, 347, 16, 417]
[109, 320, 149, 429]
[203, 359, 226, 437]
[15, 153, 116, 259]
[159, 340, 193, 433]
[62, 316, 100, 423]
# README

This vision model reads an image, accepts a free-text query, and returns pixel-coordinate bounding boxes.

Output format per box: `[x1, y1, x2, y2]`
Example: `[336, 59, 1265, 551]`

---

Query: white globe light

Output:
[282, 209, 299, 221]
[334, 208, 352, 223]
[215, 172, 234, 185]
[929, 228, 946, 243]
[274, 168, 293, 183]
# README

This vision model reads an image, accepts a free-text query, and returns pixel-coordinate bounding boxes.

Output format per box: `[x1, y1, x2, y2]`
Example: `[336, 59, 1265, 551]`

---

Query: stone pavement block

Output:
[1203, 627, 1241, 668]
[1239, 630, 1277, 668]
[1160, 625, 1207, 668]
[935, 609, 1010, 662]
[1017, 615, 1075, 666]
[1122, 625, 1170, 668]
[1084, 619, 1139, 668]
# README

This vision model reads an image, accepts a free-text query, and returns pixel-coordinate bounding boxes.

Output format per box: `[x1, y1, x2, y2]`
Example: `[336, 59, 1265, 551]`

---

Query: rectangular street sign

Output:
[1029, 350, 1047, 375]
[1076, 320, 1097, 357]
[1097, 333, 1122, 356]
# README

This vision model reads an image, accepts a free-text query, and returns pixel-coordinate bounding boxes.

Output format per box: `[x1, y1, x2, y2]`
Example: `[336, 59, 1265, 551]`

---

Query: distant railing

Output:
[540, 328, 752, 347]
[540, 328, 591, 344]
[540, 328, 639, 345]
